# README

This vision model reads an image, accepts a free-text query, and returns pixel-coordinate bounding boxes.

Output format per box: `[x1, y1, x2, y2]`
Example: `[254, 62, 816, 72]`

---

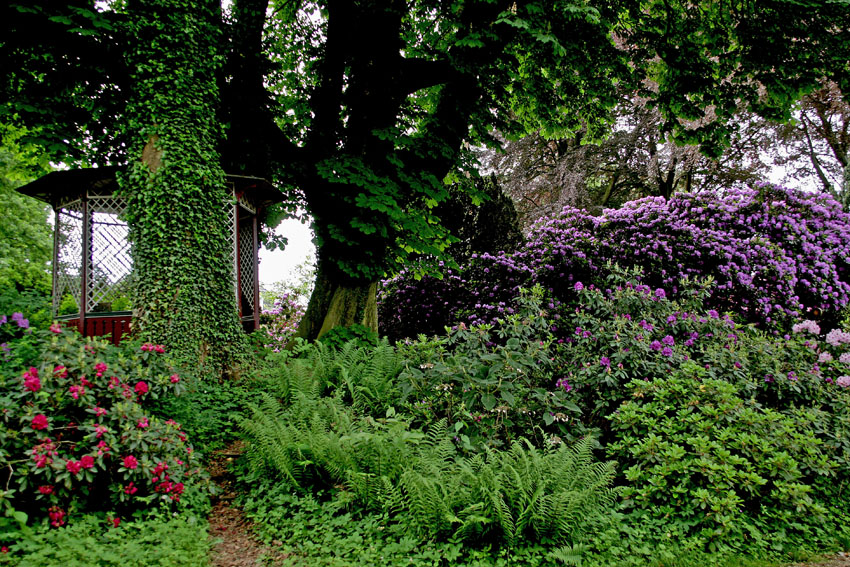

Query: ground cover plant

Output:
[230, 268, 850, 565]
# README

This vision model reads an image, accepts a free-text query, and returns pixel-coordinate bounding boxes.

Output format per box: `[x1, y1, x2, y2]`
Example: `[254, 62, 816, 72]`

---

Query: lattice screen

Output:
[53, 182, 260, 318]
[239, 222, 255, 313]
[54, 200, 84, 315]
[87, 195, 132, 312]
[225, 185, 239, 301]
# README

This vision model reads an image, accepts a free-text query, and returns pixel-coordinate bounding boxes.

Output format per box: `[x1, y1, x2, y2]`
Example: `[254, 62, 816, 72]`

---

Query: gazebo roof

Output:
[17, 166, 283, 210]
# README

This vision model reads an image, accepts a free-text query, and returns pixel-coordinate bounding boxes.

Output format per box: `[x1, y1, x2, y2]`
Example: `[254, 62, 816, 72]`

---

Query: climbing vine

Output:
[120, 0, 248, 375]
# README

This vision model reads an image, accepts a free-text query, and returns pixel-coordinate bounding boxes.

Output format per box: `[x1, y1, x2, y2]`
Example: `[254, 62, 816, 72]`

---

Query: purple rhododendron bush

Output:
[379, 183, 850, 340]
[0, 324, 209, 538]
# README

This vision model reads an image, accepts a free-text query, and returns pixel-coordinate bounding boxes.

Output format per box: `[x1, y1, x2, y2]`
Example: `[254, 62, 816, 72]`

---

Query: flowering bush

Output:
[259, 293, 305, 351]
[379, 183, 850, 339]
[0, 324, 208, 537]
[398, 286, 580, 451]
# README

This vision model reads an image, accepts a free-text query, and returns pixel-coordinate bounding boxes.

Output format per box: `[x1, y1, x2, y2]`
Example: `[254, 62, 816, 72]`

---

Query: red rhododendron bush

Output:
[0, 325, 207, 534]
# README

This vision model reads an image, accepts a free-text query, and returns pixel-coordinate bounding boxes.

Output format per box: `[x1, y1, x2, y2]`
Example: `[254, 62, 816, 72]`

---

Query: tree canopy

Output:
[2, 0, 849, 367]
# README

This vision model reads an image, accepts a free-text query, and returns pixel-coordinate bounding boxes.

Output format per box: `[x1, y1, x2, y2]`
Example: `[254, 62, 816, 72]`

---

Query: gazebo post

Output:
[79, 194, 90, 335]
[51, 205, 60, 316]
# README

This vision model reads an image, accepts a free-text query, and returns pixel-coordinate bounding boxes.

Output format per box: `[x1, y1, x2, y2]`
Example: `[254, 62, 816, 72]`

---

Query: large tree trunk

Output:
[295, 258, 378, 341]
[122, 0, 248, 376]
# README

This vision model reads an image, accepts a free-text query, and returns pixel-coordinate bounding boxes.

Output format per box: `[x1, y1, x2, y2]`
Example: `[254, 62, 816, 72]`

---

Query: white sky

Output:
[258, 217, 315, 287]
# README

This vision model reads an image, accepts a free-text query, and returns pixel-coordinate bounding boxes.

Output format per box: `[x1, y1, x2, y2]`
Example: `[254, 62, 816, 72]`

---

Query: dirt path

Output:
[207, 441, 290, 567]
[789, 552, 850, 567]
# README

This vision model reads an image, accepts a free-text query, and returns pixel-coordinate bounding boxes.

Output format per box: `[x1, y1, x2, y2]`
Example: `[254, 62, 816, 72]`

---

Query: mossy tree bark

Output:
[295, 258, 378, 341]
[121, 0, 249, 376]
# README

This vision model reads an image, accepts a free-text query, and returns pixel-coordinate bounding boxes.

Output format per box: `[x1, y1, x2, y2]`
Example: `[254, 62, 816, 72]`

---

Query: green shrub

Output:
[608, 371, 835, 551]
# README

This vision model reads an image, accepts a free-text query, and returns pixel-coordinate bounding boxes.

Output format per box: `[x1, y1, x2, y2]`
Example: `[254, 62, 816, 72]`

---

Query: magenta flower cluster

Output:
[260, 293, 306, 351]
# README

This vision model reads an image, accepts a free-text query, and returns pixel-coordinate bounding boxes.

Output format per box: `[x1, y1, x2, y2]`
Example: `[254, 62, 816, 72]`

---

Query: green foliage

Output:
[237, 484, 557, 567]
[148, 375, 262, 457]
[397, 436, 617, 547]
[318, 324, 378, 352]
[0, 513, 209, 566]
[241, 339, 616, 552]
[608, 373, 838, 551]
[399, 286, 581, 450]
[0, 126, 52, 300]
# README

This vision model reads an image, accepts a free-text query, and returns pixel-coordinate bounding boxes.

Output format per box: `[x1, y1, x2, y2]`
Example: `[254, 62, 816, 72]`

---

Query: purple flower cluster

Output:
[260, 294, 306, 351]
[379, 183, 850, 339]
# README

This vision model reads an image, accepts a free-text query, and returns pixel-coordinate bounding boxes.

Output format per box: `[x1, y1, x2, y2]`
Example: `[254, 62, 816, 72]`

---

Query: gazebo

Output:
[17, 167, 281, 344]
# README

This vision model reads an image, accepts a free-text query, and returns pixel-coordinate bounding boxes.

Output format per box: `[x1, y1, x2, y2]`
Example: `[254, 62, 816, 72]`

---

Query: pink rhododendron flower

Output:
[124, 482, 138, 495]
[837, 376, 850, 388]
[170, 374, 180, 383]
[152, 461, 169, 479]
[80, 455, 95, 469]
[137, 417, 149, 429]
[112, 517, 121, 528]
[48, 506, 66, 527]
[69, 384, 85, 400]
[94, 406, 107, 417]
[54, 365, 68, 378]
[134, 381, 149, 396]
[66, 460, 83, 475]
[31, 438, 58, 468]
[23, 367, 41, 392]
[49, 322, 63, 333]
[792, 320, 821, 335]
[95, 424, 108, 438]
[123, 455, 138, 469]
[94, 362, 107, 376]
[827, 329, 850, 347]
[38, 485, 54, 495]
[31, 414, 49, 430]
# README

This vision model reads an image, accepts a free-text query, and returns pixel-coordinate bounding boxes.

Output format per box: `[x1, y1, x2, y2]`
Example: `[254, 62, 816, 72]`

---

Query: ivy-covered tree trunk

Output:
[121, 0, 248, 375]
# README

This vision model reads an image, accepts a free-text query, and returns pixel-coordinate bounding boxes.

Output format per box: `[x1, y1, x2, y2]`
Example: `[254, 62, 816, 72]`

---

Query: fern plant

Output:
[243, 338, 617, 561]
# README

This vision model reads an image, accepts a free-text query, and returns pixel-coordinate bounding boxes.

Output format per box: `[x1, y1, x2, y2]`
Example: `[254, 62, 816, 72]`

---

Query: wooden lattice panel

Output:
[239, 222, 255, 312]
[87, 195, 132, 312]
